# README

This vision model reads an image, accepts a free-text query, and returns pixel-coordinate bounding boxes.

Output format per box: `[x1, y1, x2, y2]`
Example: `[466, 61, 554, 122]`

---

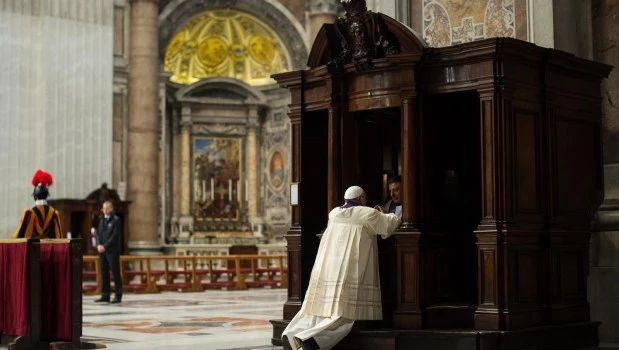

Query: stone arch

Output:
[175, 77, 268, 105]
[159, 0, 308, 71]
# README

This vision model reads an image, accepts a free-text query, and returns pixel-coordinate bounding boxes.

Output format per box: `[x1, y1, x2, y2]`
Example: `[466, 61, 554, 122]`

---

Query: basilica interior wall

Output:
[112, 0, 129, 198]
[0, 0, 114, 237]
[260, 87, 293, 239]
[590, 0, 619, 343]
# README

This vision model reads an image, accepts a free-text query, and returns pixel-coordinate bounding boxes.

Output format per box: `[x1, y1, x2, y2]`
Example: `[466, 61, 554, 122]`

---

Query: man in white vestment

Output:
[282, 185, 401, 350]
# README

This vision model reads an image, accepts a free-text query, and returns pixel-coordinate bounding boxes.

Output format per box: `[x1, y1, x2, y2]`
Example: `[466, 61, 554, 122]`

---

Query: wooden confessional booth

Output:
[49, 183, 131, 254]
[270, 2, 612, 349]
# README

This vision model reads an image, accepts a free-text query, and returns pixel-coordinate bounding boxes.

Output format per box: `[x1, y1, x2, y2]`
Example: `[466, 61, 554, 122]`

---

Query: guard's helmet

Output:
[31, 169, 53, 200]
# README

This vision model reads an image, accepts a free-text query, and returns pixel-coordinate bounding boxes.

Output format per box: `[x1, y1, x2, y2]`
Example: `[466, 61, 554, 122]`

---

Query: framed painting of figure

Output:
[193, 137, 242, 224]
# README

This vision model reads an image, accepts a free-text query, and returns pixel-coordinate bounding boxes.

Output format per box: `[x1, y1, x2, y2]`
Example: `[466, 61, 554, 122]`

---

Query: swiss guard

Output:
[13, 169, 63, 239]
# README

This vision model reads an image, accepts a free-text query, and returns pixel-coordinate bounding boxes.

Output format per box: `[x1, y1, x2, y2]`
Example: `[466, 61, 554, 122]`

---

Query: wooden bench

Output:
[81, 254, 288, 293]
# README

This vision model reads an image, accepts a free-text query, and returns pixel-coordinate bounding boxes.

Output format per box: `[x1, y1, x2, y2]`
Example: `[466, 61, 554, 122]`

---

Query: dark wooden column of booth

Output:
[393, 91, 423, 329]
[275, 71, 305, 320]
[474, 85, 504, 330]
[327, 72, 343, 209]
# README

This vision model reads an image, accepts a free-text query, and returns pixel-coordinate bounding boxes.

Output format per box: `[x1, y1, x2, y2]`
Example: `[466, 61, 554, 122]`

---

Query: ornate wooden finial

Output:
[333, 0, 400, 71]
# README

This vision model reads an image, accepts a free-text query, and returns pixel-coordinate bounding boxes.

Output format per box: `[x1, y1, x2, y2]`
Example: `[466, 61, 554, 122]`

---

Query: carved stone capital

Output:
[192, 123, 246, 136]
[309, 0, 342, 15]
[180, 120, 192, 133]
[129, 0, 158, 4]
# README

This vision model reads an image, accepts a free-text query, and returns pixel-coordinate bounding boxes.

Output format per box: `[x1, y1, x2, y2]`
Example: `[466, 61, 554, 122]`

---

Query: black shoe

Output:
[94, 298, 110, 303]
[301, 338, 319, 350]
[110, 298, 122, 304]
[293, 337, 303, 349]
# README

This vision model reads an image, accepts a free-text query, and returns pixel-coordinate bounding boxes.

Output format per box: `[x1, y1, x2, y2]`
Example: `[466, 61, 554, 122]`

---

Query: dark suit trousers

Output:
[100, 252, 122, 299]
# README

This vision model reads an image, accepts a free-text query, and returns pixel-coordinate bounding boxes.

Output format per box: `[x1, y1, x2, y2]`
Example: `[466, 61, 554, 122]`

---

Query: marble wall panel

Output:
[0, 0, 113, 236]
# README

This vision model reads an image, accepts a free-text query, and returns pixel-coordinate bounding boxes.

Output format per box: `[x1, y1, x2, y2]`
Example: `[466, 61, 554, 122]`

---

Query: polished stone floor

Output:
[81, 289, 286, 350]
[2, 289, 616, 349]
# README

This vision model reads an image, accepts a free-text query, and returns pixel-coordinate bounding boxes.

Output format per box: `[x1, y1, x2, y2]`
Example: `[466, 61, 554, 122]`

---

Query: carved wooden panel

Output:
[551, 247, 586, 301]
[401, 251, 418, 303]
[480, 97, 495, 222]
[513, 111, 539, 213]
[393, 233, 422, 329]
[513, 249, 539, 302]
[283, 234, 301, 320]
[479, 247, 497, 306]
[555, 119, 597, 214]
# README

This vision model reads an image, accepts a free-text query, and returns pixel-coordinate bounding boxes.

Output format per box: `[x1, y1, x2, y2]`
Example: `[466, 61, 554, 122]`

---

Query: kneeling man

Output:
[282, 185, 401, 350]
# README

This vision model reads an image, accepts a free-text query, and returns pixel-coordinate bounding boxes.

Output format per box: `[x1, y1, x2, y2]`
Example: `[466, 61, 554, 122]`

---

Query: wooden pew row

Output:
[82, 254, 288, 294]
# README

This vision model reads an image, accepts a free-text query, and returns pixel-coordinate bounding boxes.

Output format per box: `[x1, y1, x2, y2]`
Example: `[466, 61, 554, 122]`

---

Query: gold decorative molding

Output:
[164, 9, 291, 86]
[129, 0, 158, 4]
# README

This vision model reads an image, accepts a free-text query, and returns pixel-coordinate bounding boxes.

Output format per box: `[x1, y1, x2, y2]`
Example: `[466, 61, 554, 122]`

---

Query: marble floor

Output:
[81, 289, 286, 350]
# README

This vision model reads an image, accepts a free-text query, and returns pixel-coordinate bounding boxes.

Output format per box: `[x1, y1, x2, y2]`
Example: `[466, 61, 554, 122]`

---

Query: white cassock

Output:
[283, 205, 401, 349]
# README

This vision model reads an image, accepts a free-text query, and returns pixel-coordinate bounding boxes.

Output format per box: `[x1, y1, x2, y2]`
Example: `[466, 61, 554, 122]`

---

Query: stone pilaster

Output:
[180, 109, 192, 218]
[127, 0, 160, 254]
[246, 122, 261, 232]
[590, 0, 619, 345]
[308, 0, 340, 45]
[178, 108, 193, 242]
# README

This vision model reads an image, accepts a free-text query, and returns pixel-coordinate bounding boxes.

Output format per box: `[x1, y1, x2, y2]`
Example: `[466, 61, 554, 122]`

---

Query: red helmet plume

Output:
[31, 169, 53, 187]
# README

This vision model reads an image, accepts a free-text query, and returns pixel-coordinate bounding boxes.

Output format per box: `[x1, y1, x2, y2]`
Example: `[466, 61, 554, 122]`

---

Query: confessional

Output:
[49, 184, 131, 254]
[270, 1, 612, 349]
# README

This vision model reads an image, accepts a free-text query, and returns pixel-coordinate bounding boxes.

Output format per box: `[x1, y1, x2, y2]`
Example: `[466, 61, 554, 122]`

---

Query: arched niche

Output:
[159, 0, 308, 71]
[175, 77, 267, 105]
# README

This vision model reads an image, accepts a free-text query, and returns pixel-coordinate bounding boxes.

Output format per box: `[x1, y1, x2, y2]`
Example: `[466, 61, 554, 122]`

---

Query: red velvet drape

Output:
[40, 242, 71, 340]
[0, 241, 29, 336]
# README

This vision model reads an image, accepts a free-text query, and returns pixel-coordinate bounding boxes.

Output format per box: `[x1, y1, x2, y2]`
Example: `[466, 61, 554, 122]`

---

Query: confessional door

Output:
[352, 108, 401, 327]
[421, 90, 481, 328]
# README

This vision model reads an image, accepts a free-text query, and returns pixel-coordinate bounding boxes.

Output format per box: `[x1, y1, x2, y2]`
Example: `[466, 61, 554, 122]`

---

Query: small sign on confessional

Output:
[290, 183, 299, 206]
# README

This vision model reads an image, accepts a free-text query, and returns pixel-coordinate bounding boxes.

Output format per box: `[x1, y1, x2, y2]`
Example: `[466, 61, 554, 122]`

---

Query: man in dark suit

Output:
[93, 200, 123, 304]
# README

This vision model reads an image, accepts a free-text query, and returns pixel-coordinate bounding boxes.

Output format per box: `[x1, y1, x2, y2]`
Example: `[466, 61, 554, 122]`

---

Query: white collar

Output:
[35, 200, 47, 206]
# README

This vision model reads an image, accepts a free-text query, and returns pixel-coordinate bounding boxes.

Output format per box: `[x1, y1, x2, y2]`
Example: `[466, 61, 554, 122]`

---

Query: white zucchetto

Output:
[344, 186, 364, 200]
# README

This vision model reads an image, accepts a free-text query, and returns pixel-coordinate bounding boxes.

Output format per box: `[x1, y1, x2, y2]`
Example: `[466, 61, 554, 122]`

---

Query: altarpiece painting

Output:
[193, 137, 243, 229]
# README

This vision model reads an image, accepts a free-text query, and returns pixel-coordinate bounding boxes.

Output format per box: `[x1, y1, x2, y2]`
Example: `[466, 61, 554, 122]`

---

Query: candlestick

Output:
[228, 179, 232, 201]
[202, 180, 206, 201]
[210, 178, 214, 201]
[237, 179, 241, 202]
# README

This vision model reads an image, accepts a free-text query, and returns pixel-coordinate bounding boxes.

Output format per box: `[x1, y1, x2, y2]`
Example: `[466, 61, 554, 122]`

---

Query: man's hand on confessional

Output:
[373, 205, 385, 213]
[97, 245, 106, 253]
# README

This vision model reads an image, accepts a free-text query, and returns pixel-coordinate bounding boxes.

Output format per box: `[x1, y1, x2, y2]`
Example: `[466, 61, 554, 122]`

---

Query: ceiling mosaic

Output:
[164, 10, 291, 86]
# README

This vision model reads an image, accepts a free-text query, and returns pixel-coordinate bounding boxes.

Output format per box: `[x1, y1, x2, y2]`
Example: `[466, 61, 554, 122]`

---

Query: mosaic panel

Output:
[261, 106, 291, 237]
[422, 0, 527, 47]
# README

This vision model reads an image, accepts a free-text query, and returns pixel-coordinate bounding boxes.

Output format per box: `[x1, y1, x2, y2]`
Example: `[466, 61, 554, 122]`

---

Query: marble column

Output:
[170, 109, 182, 242]
[590, 0, 619, 344]
[127, 0, 160, 254]
[246, 122, 261, 230]
[530, 0, 593, 59]
[178, 108, 193, 239]
[308, 0, 340, 45]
